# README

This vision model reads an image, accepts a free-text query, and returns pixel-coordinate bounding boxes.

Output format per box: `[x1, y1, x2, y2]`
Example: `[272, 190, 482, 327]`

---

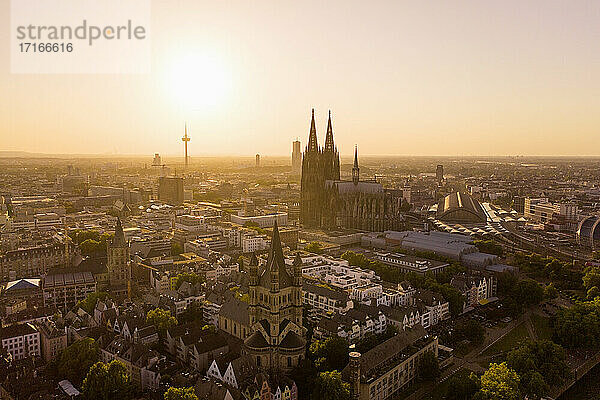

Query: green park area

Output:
[482, 323, 531, 356]
[530, 313, 553, 340]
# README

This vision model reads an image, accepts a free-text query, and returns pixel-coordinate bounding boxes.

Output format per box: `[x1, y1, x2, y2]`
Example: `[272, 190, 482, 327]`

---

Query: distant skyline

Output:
[1, 0, 600, 157]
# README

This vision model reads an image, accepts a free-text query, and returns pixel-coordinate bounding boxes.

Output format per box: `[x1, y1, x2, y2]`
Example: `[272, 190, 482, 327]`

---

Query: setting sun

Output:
[166, 53, 231, 112]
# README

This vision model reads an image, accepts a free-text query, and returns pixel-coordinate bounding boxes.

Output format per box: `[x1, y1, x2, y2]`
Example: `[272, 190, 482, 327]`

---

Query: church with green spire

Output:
[243, 220, 306, 372]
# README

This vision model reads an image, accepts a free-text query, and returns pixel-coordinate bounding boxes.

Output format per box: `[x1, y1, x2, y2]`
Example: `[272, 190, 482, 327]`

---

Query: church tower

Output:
[300, 109, 324, 227]
[107, 218, 131, 294]
[352, 145, 360, 185]
[245, 221, 305, 372]
[322, 110, 340, 181]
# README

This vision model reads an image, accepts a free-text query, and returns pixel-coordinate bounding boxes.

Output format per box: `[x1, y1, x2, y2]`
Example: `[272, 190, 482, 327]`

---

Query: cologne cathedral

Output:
[300, 109, 404, 231]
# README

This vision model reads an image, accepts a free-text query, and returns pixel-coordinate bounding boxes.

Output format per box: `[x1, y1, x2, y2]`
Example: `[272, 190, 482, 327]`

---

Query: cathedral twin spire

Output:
[324, 110, 335, 152]
[308, 109, 319, 152]
[306, 108, 336, 153]
[352, 145, 360, 185]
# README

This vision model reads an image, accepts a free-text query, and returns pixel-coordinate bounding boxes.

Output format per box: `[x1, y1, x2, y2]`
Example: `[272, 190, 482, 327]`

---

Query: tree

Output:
[305, 242, 324, 254]
[497, 272, 518, 296]
[164, 387, 198, 400]
[76, 291, 109, 314]
[82, 360, 133, 400]
[506, 340, 567, 398]
[552, 298, 600, 348]
[514, 279, 544, 306]
[519, 371, 548, 400]
[474, 240, 503, 257]
[80, 239, 102, 257]
[147, 308, 178, 335]
[312, 370, 351, 400]
[435, 283, 465, 317]
[588, 286, 600, 299]
[175, 272, 203, 289]
[291, 358, 318, 399]
[451, 320, 485, 346]
[477, 363, 521, 400]
[400, 201, 412, 212]
[417, 350, 440, 381]
[178, 301, 204, 324]
[583, 266, 600, 290]
[171, 242, 183, 256]
[309, 337, 350, 372]
[446, 372, 479, 400]
[69, 229, 101, 245]
[54, 338, 99, 385]
[544, 283, 559, 299]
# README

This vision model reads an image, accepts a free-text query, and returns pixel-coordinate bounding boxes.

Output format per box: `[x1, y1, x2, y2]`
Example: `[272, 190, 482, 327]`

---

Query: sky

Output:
[0, 0, 599, 157]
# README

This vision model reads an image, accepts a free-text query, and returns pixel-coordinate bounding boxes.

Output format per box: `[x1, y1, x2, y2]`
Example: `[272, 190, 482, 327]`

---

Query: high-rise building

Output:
[436, 164, 444, 183]
[291, 139, 302, 175]
[158, 176, 184, 205]
[255, 154, 261, 168]
[244, 221, 305, 371]
[300, 109, 403, 231]
[152, 153, 162, 166]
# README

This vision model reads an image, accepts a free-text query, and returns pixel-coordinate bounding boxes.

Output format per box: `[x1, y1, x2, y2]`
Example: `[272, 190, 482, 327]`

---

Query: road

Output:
[403, 312, 529, 400]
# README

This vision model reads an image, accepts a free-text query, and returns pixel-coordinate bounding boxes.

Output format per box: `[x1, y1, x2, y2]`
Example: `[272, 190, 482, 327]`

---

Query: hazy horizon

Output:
[1, 0, 599, 157]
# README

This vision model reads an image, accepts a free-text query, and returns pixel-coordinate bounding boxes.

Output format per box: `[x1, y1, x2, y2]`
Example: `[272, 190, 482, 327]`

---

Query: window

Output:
[287, 357, 292, 367]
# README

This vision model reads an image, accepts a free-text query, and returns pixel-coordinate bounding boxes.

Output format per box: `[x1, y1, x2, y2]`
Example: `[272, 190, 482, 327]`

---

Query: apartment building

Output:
[342, 325, 438, 400]
[0, 322, 40, 360]
[303, 281, 354, 315]
[42, 271, 97, 311]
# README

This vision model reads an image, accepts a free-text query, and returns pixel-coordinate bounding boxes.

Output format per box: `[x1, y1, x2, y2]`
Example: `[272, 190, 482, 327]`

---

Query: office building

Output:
[158, 176, 184, 205]
[291, 140, 302, 175]
[436, 165, 444, 183]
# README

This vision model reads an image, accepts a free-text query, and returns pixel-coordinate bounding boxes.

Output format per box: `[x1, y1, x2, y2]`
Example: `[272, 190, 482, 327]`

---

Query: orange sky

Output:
[1, 0, 599, 157]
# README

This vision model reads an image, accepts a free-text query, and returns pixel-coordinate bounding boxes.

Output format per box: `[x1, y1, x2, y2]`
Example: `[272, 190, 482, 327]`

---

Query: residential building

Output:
[303, 281, 354, 315]
[0, 234, 71, 281]
[99, 336, 161, 390]
[0, 322, 40, 360]
[342, 325, 438, 400]
[37, 320, 67, 362]
[42, 271, 96, 311]
[451, 273, 496, 310]
[230, 212, 288, 228]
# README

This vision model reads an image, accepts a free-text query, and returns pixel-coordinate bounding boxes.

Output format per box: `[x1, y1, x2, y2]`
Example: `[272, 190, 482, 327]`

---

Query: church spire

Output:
[352, 145, 360, 185]
[269, 220, 284, 271]
[111, 217, 126, 247]
[324, 110, 335, 152]
[307, 108, 319, 152]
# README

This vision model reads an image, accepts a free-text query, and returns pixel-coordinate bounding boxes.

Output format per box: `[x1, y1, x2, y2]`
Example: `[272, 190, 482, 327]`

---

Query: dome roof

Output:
[577, 215, 600, 249]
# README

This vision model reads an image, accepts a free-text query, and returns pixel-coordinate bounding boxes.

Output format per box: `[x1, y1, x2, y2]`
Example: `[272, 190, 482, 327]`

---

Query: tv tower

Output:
[182, 123, 190, 169]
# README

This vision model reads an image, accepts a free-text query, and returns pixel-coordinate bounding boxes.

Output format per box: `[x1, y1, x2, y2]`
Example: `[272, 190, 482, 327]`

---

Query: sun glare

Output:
[167, 53, 231, 112]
